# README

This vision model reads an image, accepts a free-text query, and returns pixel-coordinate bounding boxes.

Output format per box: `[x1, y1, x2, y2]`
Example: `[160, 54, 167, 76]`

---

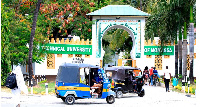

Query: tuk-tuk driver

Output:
[90, 69, 102, 95]
[132, 73, 138, 92]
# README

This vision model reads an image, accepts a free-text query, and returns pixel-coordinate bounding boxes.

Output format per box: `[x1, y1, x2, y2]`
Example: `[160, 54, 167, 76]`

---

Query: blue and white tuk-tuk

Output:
[55, 63, 115, 105]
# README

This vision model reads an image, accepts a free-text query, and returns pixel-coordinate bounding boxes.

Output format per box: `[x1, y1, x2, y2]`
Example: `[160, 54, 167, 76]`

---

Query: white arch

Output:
[101, 25, 136, 60]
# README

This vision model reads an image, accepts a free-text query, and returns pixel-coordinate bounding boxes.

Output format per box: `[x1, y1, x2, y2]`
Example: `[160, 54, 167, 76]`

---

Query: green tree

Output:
[1, 1, 48, 85]
[102, 29, 133, 65]
[40, 0, 99, 40]
[145, 0, 195, 80]
[1, 3, 13, 85]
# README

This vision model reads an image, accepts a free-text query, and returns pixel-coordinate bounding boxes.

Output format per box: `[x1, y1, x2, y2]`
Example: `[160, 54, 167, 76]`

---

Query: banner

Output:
[144, 46, 174, 55]
[40, 44, 92, 55]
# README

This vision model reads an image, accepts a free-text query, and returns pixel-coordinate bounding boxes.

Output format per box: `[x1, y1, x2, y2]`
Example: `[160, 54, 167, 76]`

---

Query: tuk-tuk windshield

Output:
[56, 66, 80, 83]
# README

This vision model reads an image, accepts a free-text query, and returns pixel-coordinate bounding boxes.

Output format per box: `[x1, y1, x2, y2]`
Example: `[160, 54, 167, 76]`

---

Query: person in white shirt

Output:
[12, 66, 28, 107]
[163, 66, 171, 92]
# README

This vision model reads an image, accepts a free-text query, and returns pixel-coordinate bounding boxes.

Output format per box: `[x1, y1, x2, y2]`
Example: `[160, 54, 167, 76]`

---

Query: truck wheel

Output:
[106, 95, 115, 104]
[65, 95, 75, 105]
[116, 91, 123, 98]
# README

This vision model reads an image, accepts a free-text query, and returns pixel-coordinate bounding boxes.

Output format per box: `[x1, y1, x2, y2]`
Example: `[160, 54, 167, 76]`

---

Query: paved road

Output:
[1, 85, 197, 107]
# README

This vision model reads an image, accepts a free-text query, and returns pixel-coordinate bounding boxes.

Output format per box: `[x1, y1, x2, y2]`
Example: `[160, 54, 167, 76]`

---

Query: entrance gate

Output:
[87, 5, 149, 67]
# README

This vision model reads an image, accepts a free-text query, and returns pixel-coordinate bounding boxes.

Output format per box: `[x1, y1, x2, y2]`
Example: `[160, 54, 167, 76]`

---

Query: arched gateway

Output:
[87, 5, 149, 67]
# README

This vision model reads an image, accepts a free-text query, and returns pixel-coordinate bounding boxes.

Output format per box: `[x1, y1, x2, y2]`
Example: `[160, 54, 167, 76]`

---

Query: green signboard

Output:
[40, 44, 92, 55]
[144, 46, 174, 55]
[135, 53, 141, 58]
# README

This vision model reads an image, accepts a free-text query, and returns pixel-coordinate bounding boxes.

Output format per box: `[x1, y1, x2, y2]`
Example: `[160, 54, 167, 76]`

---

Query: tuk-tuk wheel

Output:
[138, 91, 145, 97]
[65, 95, 75, 105]
[116, 91, 123, 98]
[106, 95, 115, 104]
[61, 97, 65, 102]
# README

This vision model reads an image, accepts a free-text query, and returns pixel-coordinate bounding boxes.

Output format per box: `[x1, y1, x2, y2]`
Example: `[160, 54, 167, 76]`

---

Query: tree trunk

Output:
[175, 44, 178, 78]
[182, 22, 187, 82]
[182, 39, 187, 81]
[140, 0, 142, 11]
[28, 0, 42, 86]
[189, 23, 194, 84]
[178, 39, 182, 78]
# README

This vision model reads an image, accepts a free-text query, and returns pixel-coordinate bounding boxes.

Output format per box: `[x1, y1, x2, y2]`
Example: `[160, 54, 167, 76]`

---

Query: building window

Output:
[75, 54, 82, 57]
[68, 54, 73, 58]
[146, 55, 152, 58]
[155, 55, 162, 70]
[57, 54, 62, 58]
[164, 55, 170, 59]
[187, 55, 190, 70]
[85, 55, 90, 58]
[47, 54, 55, 69]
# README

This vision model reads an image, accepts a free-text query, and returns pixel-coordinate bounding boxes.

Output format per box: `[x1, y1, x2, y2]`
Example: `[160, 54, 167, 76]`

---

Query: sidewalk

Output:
[159, 82, 196, 98]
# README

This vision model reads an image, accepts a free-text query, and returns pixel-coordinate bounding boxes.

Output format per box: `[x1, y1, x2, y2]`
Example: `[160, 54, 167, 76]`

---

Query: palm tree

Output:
[28, 0, 42, 86]
[189, 5, 194, 84]
[175, 30, 178, 78]
[182, 22, 187, 82]
[178, 26, 182, 78]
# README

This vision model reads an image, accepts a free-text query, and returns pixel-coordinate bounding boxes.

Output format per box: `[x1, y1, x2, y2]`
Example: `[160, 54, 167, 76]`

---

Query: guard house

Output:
[87, 5, 149, 70]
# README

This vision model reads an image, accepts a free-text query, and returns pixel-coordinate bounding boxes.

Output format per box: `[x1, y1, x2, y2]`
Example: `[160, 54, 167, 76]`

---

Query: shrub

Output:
[194, 79, 196, 84]
[41, 91, 45, 95]
[33, 90, 38, 94]
[178, 74, 182, 79]
[38, 79, 47, 84]
[185, 89, 188, 93]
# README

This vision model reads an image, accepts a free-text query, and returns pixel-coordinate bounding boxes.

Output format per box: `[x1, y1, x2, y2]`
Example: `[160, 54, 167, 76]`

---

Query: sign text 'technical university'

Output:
[40, 44, 92, 55]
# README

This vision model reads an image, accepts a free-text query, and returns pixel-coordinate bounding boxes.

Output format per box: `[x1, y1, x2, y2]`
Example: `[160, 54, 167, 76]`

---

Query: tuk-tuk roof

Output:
[60, 63, 100, 68]
[56, 63, 99, 83]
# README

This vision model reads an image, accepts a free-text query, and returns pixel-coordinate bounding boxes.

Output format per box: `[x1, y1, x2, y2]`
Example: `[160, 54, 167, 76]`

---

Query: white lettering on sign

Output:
[144, 47, 173, 53]
[49, 46, 65, 51]
[66, 47, 92, 52]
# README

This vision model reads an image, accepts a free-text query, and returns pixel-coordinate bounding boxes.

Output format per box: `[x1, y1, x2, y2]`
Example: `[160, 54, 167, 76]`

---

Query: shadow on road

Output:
[120, 95, 138, 99]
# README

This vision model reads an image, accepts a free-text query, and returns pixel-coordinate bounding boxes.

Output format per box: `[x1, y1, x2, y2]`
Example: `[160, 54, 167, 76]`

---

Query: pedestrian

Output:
[149, 67, 153, 86]
[143, 66, 149, 85]
[163, 66, 171, 92]
[12, 66, 28, 107]
[153, 67, 161, 78]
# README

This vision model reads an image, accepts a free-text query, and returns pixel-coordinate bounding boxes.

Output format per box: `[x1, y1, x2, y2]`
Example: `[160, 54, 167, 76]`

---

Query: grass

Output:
[27, 80, 55, 95]
[1, 80, 56, 95]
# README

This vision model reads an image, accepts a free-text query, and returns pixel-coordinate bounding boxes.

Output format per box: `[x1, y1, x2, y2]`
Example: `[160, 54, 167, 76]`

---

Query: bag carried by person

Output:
[5, 73, 18, 89]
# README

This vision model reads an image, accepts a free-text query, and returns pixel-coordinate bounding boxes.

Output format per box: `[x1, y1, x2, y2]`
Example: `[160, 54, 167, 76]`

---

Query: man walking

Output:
[163, 66, 171, 92]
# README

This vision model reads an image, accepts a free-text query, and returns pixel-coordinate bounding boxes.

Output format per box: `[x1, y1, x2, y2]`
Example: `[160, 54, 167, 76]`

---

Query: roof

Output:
[87, 5, 149, 16]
